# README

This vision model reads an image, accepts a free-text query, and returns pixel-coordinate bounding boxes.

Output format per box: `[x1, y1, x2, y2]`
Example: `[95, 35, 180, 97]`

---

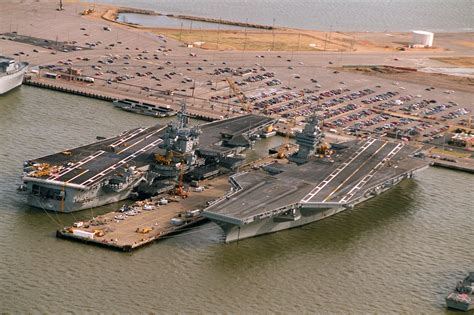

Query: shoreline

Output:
[103, 7, 275, 31]
[95, 5, 473, 52]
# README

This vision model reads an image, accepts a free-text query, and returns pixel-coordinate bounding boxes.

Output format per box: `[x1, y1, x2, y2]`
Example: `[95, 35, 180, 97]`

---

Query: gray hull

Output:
[446, 298, 473, 311]
[217, 206, 345, 242]
[26, 186, 135, 212]
[214, 176, 402, 243]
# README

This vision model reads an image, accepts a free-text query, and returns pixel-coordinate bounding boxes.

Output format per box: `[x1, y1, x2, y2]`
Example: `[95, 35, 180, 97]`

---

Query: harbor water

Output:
[87, 0, 473, 32]
[0, 86, 472, 313]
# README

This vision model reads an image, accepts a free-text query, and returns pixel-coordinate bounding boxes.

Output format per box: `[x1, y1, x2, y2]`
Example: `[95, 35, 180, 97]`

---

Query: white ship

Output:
[0, 56, 28, 95]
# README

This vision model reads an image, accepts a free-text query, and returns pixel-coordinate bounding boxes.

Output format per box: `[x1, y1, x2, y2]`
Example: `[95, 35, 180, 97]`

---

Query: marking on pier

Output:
[300, 138, 377, 203]
[338, 143, 404, 203]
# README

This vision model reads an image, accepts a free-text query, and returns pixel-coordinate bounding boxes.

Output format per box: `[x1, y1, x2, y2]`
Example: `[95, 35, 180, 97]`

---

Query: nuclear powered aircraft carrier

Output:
[203, 116, 429, 242]
[19, 113, 273, 212]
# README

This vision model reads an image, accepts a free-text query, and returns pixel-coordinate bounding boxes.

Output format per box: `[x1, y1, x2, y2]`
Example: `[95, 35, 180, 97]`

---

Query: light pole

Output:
[271, 18, 276, 51]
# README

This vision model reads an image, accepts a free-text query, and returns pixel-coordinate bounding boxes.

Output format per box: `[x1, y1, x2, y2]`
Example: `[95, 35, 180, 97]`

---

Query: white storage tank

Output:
[412, 31, 434, 47]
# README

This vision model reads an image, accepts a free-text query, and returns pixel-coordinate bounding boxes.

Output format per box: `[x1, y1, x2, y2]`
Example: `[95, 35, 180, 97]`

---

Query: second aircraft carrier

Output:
[203, 115, 429, 242]
[19, 112, 273, 212]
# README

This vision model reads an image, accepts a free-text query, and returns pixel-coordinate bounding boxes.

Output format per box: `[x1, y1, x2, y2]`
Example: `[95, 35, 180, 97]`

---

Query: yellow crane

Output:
[226, 78, 252, 113]
[174, 162, 189, 199]
[277, 118, 295, 159]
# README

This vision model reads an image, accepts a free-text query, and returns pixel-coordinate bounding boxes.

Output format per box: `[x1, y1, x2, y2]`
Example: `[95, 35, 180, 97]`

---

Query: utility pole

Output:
[271, 18, 276, 51]
[296, 32, 301, 51]
[241, 18, 248, 58]
[179, 22, 183, 41]
[216, 24, 220, 50]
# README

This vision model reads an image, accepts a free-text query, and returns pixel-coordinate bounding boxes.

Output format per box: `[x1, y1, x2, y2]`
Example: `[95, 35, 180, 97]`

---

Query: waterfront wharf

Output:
[56, 175, 231, 251]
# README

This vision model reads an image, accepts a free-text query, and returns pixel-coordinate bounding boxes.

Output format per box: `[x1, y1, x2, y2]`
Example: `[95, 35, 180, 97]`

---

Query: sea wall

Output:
[102, 8, 274, 30]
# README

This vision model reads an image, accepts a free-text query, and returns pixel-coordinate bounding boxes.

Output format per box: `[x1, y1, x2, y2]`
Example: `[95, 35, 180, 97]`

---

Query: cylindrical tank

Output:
[412, 31, 434, 47]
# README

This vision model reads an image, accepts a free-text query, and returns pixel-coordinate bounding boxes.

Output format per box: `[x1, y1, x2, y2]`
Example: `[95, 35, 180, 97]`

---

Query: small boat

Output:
[446, 272, 474, 311]
[16, 184, 29, 195]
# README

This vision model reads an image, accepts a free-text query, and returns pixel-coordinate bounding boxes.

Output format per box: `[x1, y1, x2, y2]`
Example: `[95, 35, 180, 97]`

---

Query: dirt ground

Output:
[341, 66, 474, 93]
[430, 57, 474, 67]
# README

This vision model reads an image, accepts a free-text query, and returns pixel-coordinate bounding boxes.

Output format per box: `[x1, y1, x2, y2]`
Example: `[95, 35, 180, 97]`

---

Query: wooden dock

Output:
[56, 176, 231, 251]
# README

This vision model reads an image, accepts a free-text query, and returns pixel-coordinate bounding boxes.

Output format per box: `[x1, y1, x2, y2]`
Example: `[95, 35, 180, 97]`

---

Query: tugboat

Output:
[446, 272, 474, 311]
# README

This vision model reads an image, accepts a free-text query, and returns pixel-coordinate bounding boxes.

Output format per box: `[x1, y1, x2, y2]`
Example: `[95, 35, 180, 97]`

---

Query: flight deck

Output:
[203, 138, 429, 227]
[21, 114, 274, 212]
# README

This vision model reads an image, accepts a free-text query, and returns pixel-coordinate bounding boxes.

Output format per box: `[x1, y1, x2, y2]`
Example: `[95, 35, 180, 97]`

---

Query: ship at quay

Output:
[0, 56, 28, 95]
[19, 109, 273, 212]
[203, 115, 430, 242]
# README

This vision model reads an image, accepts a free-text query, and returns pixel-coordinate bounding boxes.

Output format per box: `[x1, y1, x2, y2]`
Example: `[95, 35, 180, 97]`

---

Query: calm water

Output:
[87, 0, 473, 32]
[117, 13, 247, 30]
[0, 86, 472, 313]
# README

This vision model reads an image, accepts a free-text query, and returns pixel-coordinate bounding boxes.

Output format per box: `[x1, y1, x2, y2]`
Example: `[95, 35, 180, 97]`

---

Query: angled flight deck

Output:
[203, 138, 429, 242]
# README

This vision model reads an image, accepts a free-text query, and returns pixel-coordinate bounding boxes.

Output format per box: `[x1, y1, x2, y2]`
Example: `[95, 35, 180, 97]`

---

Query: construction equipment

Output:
[226, 78, 252, 113]
[136, 227, 153, 234]
[173, 163, 189, 199]
[264, 125, 273, 133]
[30, 163, 51, 177]
[93, 230, 105, 237]
[155, 150, 174, 165]
[277, 118, 295, 159]
[317, 142, 332, 156]
[81, 8, 95, 16]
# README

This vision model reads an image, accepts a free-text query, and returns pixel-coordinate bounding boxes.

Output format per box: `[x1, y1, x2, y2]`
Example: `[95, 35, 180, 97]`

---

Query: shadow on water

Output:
[205, 179, 421, 271]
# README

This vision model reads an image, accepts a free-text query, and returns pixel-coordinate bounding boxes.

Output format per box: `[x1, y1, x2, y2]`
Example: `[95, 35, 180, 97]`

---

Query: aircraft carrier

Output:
[19, 112, 273, 212]
[203, 116, 430, 242]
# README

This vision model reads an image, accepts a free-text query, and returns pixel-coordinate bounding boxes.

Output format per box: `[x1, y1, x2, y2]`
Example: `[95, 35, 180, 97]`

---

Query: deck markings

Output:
[65, 169, 89, 183]
[338, 143, 404, 203]
[300, 138, 377, 203]
[322, 142, 388, 202]
[48, 150, 105, 181]
[116, 128, 163, 154]
[81, 138, 163, 186]
[109, 127, 148, 150]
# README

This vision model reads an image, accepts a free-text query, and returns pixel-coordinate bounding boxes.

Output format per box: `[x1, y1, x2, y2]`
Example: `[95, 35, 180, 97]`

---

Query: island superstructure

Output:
[0, 56, 28, 95]
[20, 111, 273, 212]
[203, 116, 429, 242]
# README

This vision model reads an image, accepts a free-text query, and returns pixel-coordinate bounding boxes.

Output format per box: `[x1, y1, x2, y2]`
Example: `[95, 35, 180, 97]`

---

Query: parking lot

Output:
[1, 1, 472, 143]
